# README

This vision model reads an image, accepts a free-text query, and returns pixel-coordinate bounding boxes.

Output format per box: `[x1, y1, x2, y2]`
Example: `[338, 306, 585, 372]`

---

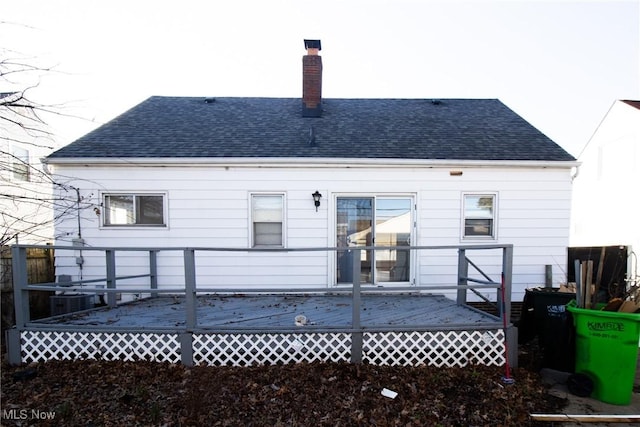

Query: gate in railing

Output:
[6, 244, 515, 368]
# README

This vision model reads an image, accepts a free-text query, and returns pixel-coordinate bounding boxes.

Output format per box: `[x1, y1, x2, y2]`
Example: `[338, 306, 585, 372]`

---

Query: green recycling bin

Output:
[567, 300, 640, 405]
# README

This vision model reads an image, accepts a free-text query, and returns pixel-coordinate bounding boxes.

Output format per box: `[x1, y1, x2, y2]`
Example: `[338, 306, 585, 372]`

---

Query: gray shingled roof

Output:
[48, 96, 575, 161]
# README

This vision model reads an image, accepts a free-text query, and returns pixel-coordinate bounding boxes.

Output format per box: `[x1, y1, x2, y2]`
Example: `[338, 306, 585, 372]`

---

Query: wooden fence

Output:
[1, 246, 55, 333]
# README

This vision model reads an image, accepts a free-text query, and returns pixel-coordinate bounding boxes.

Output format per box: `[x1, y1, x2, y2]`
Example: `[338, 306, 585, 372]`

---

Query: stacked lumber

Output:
[573, 256, 639, 313]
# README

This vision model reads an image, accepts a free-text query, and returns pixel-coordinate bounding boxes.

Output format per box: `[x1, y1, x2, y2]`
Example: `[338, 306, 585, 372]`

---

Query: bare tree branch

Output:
[1, 27, 95, 245]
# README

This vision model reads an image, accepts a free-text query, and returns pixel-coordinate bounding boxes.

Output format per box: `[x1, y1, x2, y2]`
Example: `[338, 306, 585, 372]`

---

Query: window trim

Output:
[101, 192, 168, 228]
[461, 193, 497, 240]
[333, 193, 416, 286]
[11, 145, 30, 182]
[250, 192, 286, 248]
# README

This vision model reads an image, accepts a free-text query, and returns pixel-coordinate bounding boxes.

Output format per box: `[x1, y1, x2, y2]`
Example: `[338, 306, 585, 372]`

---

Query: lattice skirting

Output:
[20, 331, 181, 364]
[18, 329, 505, 367]
[193, 332, 352, 366]
[363, 330, 505, 367]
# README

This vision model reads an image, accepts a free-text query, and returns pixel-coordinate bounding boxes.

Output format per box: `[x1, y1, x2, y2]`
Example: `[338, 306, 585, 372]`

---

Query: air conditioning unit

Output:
[50, 294, 93, 316]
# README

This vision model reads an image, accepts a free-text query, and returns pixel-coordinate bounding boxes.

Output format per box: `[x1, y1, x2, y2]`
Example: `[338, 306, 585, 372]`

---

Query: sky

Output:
[2, 0, 639, 158]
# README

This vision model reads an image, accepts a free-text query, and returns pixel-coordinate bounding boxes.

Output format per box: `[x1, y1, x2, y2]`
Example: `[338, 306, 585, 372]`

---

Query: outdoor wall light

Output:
[312, 191, 322, 211]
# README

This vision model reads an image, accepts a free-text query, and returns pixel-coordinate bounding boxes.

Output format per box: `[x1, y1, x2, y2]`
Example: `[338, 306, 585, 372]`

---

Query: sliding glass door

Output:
[374, 198, 411, 283]
[336, 198, 373, 284]
[336, 197, 412, 285]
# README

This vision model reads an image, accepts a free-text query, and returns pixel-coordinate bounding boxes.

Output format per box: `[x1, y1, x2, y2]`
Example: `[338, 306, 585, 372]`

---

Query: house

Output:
[0, 92, 56, 245]
[570, 100, 639, 275]
[45, 40, 576, 302]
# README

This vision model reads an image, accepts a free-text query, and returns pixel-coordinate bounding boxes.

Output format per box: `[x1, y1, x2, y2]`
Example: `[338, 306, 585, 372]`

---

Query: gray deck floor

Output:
[36, 293, 502, 330]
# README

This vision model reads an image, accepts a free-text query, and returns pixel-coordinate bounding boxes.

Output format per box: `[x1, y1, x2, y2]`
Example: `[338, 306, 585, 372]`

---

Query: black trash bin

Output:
[519, 288, 576, 372]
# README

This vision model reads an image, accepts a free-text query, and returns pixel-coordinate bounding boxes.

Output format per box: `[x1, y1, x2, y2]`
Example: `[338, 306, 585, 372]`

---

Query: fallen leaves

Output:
[1, 360, 565, 426]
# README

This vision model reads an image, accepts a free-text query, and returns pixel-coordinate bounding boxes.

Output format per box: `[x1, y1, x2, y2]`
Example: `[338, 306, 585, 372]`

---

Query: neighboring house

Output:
[0, 92, 55, 245]
[571, 100, 639, 271]
[45, 40, 576, 302]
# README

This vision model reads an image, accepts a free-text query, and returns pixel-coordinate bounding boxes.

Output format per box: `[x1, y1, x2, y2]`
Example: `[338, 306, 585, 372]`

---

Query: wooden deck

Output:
[35, 293, 500, 330]
[8, 243, 517, 367]
[10, 293, 513, 368]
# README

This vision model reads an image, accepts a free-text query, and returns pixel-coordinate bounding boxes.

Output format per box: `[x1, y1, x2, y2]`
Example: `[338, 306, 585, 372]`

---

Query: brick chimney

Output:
[302, 39, 322, 117]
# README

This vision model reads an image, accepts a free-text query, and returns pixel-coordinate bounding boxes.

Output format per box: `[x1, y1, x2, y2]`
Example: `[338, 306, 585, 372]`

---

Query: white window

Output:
[12, 146, 30, 181]
[251, 194, 284, 247]
[463, 194, 496, 238]
[103, 193, 166, 226]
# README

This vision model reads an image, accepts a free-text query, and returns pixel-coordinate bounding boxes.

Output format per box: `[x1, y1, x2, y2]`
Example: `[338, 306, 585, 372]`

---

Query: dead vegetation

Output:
[1, 358, 566, 426]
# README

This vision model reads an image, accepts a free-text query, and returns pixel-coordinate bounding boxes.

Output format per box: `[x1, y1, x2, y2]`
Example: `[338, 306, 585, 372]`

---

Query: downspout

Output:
[571, 164, 580, 182]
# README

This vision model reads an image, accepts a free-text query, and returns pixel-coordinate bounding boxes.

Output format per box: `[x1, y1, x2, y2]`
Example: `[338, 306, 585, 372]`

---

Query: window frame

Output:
[101, 192, 168, 228]
[250, 193, 286, 248]
[461, 193, 497, 240]
[11, 145, 30, 182]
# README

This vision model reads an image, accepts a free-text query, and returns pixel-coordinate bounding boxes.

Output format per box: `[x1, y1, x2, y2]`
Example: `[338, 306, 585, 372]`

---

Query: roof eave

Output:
[45, 157, 579, 169]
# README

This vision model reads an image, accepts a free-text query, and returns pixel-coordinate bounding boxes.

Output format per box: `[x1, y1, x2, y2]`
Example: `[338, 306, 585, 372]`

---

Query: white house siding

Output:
[51, 163, 573, 302]
[571, 100, 639, 260]
[418, 167, 572, 301]
[0, 140, 55, 245]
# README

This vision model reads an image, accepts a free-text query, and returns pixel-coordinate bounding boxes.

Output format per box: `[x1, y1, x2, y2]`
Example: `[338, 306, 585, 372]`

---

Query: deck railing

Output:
[7, 243, 515, 367]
